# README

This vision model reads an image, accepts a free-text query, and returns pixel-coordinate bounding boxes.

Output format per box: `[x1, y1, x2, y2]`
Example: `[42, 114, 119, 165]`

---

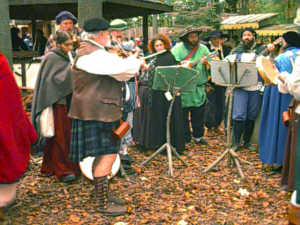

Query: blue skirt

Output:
[69, 119, 120, 162]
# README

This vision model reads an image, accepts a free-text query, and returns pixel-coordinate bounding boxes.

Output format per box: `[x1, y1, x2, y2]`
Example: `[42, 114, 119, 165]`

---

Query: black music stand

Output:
[203, 60, 256, 179]
[141, 66, 199, 176]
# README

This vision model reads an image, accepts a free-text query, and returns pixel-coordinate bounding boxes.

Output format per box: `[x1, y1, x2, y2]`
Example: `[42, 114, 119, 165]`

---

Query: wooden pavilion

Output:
[0, 0, 173, 64]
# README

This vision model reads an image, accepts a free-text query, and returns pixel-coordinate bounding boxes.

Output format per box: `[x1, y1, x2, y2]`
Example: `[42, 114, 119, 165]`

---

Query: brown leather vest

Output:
[69, 41, 123, 122]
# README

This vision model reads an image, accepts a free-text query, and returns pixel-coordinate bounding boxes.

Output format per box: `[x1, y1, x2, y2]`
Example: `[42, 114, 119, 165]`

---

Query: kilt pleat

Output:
[69, 119, 120, 162]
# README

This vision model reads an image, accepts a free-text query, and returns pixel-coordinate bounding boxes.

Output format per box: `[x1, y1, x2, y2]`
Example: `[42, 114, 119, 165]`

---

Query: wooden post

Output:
[0, 0, 13, 66]
[78, 0, 103, 28]
[142, 16, 148, 54]
[153, 15, 158, 37]
[31, 19, 36, 43]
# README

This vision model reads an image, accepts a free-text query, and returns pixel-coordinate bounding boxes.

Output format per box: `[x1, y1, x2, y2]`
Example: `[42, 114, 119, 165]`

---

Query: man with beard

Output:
[226, 28, 265, 151]
[171, 26, 210, 145]
[109, 18, 136, 175]
[110, 19, 127, 47]
[69, 18, 143, 216]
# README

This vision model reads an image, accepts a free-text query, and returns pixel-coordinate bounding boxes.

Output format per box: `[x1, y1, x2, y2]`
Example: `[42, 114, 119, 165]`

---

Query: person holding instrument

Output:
[109, 18, 136, 174]
[259, 31, 300, 170]
[171, 26, 210, 145]
[68, 18, 143, 216]
[135, 33, 185, 153]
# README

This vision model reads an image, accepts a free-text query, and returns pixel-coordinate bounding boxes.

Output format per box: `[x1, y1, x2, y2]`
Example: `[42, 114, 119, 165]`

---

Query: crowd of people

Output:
[1, 9, 300, 222]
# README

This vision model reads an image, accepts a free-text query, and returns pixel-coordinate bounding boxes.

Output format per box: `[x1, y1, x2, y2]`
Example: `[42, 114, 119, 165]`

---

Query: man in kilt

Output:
[68, 18, 143, 216]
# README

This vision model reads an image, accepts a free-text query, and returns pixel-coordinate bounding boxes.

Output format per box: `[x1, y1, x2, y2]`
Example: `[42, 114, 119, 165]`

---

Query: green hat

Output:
[110, 19, 127, 31]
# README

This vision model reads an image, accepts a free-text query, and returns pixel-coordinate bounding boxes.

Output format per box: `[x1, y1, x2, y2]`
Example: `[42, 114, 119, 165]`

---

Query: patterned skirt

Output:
[69, 119, 120, 162]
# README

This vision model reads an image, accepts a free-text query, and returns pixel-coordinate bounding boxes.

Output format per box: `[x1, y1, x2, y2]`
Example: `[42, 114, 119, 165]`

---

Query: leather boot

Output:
[94, 176, 127, 216]
[243, 120, 256, 151]
[108, 182, 127, 205]
[232, 120, 245, 151]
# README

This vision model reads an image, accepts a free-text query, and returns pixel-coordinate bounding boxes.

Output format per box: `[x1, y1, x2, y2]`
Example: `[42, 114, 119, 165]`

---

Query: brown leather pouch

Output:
[288, 202, 300, 225]
[282, 110, 291, 127]
[112, 120, 130, 140]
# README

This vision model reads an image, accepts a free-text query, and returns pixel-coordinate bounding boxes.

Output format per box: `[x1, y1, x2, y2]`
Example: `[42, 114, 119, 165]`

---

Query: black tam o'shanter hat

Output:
[282, 31, 300, 48]
[55, 11, 77, 25]
[83, 18, 110, 33]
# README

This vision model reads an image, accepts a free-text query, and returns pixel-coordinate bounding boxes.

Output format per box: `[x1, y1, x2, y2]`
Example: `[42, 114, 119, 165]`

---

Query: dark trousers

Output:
[183, 105, 205, 142]
[204, 85, 226, 128]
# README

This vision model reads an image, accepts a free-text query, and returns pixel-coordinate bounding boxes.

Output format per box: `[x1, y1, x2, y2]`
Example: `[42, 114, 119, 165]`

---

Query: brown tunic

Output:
[69, 40, 123, 122]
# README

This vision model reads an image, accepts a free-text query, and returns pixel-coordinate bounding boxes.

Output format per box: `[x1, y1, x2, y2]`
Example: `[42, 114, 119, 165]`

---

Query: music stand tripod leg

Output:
[141, 143, 167, 166]
[166, 144, 173, 176]
[204, 85, 247, 176]
[171, 146, 187, 166]
[203, 149, 230, 173]
[232, 155, 245, 180]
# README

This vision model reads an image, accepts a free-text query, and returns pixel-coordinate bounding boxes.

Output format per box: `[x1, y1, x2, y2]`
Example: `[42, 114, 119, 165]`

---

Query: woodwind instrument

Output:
[142, 49, 167, 60]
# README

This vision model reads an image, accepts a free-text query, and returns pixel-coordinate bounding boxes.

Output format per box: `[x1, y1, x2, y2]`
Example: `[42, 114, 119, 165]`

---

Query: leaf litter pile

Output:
[2, 133, 290, 225]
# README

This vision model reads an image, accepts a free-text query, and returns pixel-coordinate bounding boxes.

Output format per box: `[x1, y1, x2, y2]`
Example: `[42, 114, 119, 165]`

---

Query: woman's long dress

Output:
[133, 51, 185, 152]
[31, 48, 80, 179]
[259, 48, 298, 165]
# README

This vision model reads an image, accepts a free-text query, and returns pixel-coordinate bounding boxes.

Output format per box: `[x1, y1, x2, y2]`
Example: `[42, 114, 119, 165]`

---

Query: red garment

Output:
[41, 104, 80, 179]
[0, 53, 37, 183]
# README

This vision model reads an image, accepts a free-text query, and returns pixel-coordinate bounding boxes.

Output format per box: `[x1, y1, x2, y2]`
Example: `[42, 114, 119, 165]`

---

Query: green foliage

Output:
[158, 0, 299, 28]
[250, 0, 298, 24]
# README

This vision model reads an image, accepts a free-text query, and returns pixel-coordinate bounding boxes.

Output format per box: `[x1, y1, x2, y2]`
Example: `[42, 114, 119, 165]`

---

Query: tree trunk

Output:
[142, 16, 149, 54]
[226, 0, 238, 13]
[153, 15, 158, 36]
[0, 0, 12, 66]
[241, 0, 249, 14]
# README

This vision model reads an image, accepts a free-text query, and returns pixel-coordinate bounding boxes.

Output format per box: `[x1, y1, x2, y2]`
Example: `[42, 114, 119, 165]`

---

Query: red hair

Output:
[148, 33, 172, 54]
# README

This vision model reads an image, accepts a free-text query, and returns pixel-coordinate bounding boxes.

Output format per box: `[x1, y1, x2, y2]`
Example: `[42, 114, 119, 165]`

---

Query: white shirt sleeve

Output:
[76, 49, 143, 81]
[279, 55, 300, 99]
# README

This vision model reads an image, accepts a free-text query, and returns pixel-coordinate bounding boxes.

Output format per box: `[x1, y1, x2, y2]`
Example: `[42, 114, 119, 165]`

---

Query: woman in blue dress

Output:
[259, 31, 300, 168]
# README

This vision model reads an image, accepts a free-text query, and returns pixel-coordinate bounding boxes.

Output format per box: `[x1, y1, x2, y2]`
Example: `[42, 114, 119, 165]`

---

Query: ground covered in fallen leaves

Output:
[2, 134, 290, 225]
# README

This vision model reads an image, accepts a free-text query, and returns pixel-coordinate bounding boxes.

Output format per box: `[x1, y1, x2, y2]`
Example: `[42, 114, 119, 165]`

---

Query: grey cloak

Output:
[31, 48, 73, 141]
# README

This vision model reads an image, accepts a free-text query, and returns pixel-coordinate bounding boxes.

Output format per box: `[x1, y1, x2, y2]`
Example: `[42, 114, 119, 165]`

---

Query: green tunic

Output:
[171, 42, 209, 108]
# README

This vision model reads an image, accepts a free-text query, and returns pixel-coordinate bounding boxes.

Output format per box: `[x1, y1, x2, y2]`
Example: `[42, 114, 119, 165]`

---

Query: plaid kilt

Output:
[69, 119, 120, 162]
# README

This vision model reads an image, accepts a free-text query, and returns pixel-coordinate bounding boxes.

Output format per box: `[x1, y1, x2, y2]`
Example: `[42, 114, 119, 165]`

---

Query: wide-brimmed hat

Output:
[179, 25, 202, 41]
